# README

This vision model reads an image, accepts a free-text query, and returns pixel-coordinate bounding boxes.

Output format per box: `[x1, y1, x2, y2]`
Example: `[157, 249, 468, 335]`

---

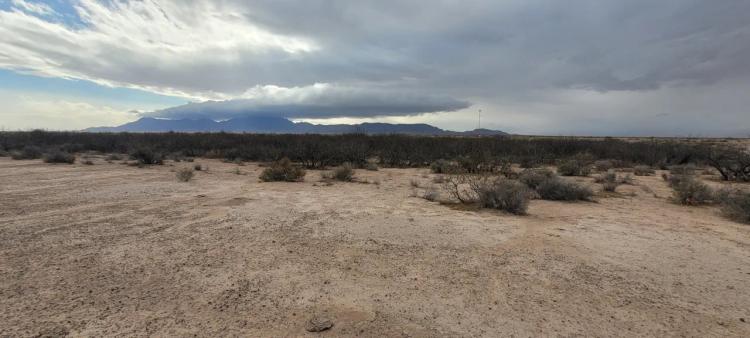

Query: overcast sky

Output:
[1, 0, 749, 136]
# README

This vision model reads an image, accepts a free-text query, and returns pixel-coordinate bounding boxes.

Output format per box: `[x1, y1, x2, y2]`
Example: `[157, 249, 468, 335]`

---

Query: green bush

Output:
[536, 178, 593, 201]
[42, 151, 75, 164]
[260, 157, 306, 182]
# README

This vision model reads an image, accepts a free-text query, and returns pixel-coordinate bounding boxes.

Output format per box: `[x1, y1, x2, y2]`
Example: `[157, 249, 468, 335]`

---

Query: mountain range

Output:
[85, 116, 508, 136]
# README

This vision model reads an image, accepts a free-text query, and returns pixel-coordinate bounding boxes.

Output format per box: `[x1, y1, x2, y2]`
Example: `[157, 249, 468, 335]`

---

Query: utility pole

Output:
[477, 109, 482, 130]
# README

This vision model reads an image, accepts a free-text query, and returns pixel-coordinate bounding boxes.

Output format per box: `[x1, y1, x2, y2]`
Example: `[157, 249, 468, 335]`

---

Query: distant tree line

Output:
[0, 130, 747, 180]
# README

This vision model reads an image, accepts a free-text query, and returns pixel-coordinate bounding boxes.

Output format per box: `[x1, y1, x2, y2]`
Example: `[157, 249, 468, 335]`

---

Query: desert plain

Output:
[1, 156, 749, 337]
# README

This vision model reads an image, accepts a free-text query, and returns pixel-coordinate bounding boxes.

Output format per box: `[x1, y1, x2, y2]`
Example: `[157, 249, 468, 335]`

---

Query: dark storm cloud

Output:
[2, 0, 750, 134]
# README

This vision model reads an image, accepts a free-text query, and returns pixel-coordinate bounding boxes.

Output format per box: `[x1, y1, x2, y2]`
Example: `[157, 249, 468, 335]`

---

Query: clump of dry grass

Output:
[260, 158, 306, 182]
[130, 148, 163, 165]
[430, 159, 460, 174]
[634, 165, 655, 176]
[473, 178, 531, 215]
[536, 178, 593, 201]
[441, 175, 531, 214]
[176, 168, 194, 182]
[43, 150, 75, 164]
[410, 178, 421, 188]
[671, 176, 713, 205]
[365, 159, 379, 171]
[594, 170, 631, 192]
[557, 160, 591, 177]
[422, 186, 440, 202]
[106, 153, 123, 162]
[718, 189, 750, 224]
[323, 162, 355, 181]
[519, 168, 556, 189]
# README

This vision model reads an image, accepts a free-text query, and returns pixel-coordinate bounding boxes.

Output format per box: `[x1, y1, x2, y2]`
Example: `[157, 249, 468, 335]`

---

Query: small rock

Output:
[305, 317, 333, 332]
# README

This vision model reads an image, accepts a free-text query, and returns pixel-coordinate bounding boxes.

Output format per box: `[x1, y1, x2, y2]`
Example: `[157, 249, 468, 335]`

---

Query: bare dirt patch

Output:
[1, 158, 749, 337]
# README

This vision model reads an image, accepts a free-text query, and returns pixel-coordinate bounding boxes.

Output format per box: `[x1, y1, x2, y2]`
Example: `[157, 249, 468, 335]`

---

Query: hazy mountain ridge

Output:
[85, 116, 508, 136]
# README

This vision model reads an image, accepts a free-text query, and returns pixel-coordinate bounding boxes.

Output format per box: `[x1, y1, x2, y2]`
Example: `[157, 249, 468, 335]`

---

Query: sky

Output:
[1, 0, 749, 136]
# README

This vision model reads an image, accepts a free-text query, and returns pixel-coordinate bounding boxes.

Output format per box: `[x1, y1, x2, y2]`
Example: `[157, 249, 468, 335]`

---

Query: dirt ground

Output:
[1, 157, 749, 337]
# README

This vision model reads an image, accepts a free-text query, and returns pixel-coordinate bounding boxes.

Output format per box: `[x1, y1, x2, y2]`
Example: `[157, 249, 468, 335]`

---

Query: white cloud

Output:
[0, 0, 318, 100]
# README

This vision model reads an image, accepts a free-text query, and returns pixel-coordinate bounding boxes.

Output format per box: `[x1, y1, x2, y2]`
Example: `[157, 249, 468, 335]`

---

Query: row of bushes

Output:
[1, 130, 734, 169]
[663, 169, 750, 224]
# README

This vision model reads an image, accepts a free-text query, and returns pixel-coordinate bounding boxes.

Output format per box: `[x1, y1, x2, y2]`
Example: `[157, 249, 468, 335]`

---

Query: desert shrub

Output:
[176, 168, 194, 182]
[42, 150, 75, 164]
[536, 178, 593, 201]
[471, 178, 530, 215]
[259, 157, 306, 182]
[130, 148, 164, 165]
[662, 172, 692, 188]
[410, 178, 421, 188]
[718, 190, 750, 224]
[594, 171, 619, 192]
[705, 146, 750, 182]
[671, 176, 713, 205]
[498, 160, 516, 178]
[519, 168, 556, 189]
[0, 149, 8, 157]
[365, 159, 379, 171]
[193, 163, 203, 171]
[594, 160, 614, 172]
[106, 153, 123, 161]
[422, 187, 440, 202]
[519, 157, 541, 169]
[557, 160, 591, 177]
[431, 159, 460, 174]
[11, 146, 43, 160]
[83, 159, 94, 165]
[634, 165, 655, 176]
[620, 173, 634, 185]
[668, 164, 696, 176]
[324, 162, 354, 181]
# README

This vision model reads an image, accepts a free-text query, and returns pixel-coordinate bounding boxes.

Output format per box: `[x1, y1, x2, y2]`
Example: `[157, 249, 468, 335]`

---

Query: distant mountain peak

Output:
[85, 116, 508, 136]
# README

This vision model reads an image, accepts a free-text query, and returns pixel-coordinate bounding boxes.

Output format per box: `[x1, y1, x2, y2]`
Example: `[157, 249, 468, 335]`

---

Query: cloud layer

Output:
[148, 83, 469, 119]
[1, 0, 750, 135]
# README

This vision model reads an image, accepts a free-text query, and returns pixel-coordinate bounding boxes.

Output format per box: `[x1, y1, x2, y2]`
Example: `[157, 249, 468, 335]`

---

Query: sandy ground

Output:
[1, 156, 749, 337]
